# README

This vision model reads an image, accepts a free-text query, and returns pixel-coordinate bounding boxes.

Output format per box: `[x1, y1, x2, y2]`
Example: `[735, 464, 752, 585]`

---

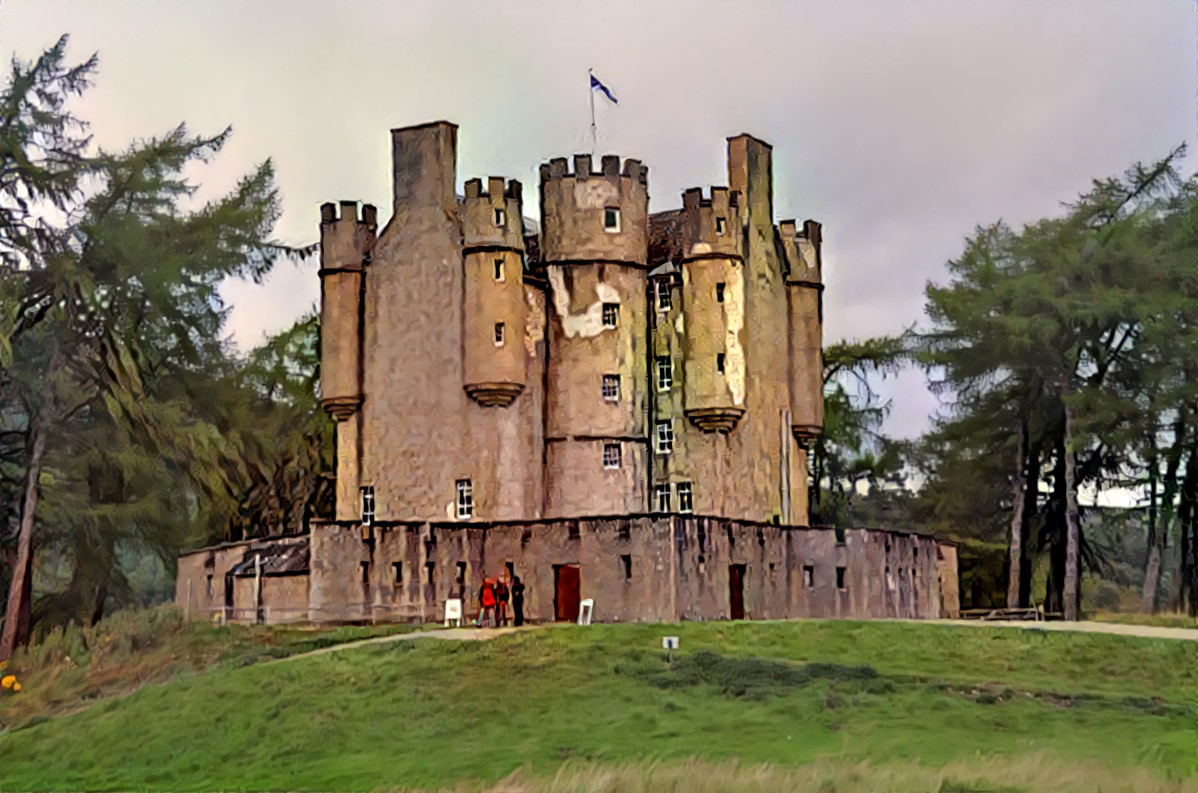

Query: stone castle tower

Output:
[318, 121, 824, 527]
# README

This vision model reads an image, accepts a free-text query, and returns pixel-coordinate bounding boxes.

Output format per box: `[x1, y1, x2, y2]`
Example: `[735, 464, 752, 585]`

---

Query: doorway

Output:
[223, 574, 234, 621]
[554, 564, 581, 622]
[729, 564, 746, 620]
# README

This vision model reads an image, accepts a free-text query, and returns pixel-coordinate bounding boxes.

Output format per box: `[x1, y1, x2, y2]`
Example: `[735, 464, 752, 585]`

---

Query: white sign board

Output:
[662, 636, 679, 650]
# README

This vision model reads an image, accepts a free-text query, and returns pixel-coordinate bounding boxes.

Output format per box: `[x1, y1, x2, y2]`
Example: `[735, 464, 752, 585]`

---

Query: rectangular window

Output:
[603, 443, 622, 469]
[360, 561, 370, 584]
[886, 566, 894, 591]
[836, 566, 846, 590]
[803, 565, 814, 588]
[494, 208, 506, 227]
[656, 356, 673, 391]
[656, 279, 672, 311]
[698, 554, 706, 574]
[835, 526, 846, 545]
[604, 206, 620, 232]
[621, 554, 632, 581]
[494, 258, 505, 281]
[360, 485, 375, 525]
[602, 374, 620, 401]
[716, 282, 725, 302]
[716, 353, 725, 374]
[654, 483, 671, 513]
[206, 574, 214, 596]
[392, 562, 403, 585]
[602, 302, 619, 328]
[655, 421, 674, 455]
[456, 561, 467, 585]
[677, 481, 693, 513]
[618, 522, 631, 540]
[425, 561, 436, 584]
[715, 217, 726, 236]
[494, 322, 505, 346]
[456, 479, 473, 519]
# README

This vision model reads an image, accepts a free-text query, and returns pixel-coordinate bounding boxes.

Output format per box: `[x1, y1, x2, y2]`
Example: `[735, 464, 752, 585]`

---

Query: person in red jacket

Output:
[479, 577, 497, 627]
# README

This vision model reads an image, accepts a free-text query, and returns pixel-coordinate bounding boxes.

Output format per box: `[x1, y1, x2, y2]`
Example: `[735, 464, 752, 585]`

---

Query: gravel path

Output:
[271, 625, 538, 664]
[273, 617, 1197, 666]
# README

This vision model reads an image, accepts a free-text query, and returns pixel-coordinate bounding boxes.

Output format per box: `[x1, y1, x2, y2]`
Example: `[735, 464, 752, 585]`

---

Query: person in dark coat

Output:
[511, 575, 526, 627]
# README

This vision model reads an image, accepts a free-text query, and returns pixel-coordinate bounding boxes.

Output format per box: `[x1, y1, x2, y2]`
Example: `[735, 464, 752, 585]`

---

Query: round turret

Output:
[462, 177, 527, 407]
[783, 219, 824, 447]
[539, 155, 650, 517]
[680, 187, 747, 433]
[539, 154, 649, 264]
[319, 200, 377, 421]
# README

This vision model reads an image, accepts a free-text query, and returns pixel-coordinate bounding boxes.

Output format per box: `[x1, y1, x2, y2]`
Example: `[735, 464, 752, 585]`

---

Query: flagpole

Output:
[588, 68, 597, 155]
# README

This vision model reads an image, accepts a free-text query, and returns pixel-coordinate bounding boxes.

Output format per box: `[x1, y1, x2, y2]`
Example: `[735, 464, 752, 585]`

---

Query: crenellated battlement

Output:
[678, 186, 743, 261]
[538, 155, 649, 186]
[463, 176, 525, 250]
[319, 200, 378, 271]
[538, 153, 649, 265]
[781, 218, 823, 284]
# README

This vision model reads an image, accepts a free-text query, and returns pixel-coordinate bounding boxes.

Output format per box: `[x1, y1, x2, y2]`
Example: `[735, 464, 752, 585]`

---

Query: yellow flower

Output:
[11, 682, 20, 692]
[1, 675, 14, 690]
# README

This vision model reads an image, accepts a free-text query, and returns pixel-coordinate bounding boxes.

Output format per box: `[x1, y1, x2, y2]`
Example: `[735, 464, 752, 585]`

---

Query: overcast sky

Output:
[2, 0, 1194, 443]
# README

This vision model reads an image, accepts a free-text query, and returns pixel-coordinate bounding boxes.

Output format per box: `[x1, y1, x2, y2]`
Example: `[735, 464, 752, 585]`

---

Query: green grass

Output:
[1091, 611, 1198, 630]
[1, 620, 1196, 791]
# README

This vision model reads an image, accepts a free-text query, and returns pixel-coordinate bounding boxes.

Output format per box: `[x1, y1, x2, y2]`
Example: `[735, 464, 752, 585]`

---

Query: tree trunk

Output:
[1044, 437, 1066, 615]
[1063, 393, 1081, 621]
[1142, 414, 1185, 613]
[1007, 418, 1029, 609]
[0, 418, 47, 661]
[1184, 439, 1198, 616]
[1020, 443, 1039, 605]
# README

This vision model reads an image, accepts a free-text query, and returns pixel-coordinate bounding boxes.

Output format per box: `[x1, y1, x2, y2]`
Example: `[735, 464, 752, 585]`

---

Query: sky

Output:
[2, 0, 1195, 448]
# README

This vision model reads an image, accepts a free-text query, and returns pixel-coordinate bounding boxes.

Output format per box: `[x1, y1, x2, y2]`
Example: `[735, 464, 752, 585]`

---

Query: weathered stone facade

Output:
[175, 120, 960, 626]
[179, 518, 956, 625]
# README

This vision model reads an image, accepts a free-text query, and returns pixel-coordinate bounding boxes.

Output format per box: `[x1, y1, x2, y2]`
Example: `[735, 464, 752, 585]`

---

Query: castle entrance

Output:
[554, 564, 580, 622]
[729, 564, 746, 620]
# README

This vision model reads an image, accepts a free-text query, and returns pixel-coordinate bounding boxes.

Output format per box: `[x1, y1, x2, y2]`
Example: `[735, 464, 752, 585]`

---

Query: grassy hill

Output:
[1, 616, 1196, 791]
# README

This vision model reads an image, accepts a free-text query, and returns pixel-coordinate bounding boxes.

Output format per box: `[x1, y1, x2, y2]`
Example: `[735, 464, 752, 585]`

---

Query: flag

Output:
[590, 71, 618, 105]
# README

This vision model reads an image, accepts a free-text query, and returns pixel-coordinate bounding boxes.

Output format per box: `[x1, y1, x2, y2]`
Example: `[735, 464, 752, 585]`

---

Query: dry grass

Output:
[0, 604, 413, 731]
[1091, 611, 1198, 630]
[470, 755, 1198, 793]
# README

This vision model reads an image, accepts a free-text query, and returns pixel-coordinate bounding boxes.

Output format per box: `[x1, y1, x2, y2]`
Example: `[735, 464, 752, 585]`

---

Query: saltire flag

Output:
[590, 72, 618, 105]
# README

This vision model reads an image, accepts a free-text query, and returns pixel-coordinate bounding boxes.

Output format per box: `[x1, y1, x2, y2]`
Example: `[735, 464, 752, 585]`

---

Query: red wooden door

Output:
[729, 564, 745, 620]
[555, 564, 581, 622]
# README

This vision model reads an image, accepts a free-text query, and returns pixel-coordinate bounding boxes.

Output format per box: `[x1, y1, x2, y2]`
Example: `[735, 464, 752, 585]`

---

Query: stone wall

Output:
[176, 536, 311, 625]
[306, 517, 953, 625]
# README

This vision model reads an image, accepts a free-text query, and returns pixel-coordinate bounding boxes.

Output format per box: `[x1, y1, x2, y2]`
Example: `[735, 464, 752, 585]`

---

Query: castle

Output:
[176, 121, 960, 625]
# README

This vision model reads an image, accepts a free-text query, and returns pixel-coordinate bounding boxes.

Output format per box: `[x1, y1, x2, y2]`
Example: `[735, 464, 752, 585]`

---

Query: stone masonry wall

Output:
[306, 518, 952, 625]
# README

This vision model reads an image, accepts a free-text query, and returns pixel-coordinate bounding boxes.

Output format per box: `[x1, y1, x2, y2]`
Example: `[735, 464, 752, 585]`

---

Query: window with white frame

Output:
[656, 356, 673, 391]
[601, 374, 620, 401]
[493, 208, 506, 227]
[602, 302, 619, 328]
[494, 258, 504, 282]
[360, 485, 375, 525]
[603, 443, 621, 469]
[654, 484, 671, 513]
[656, 279, 672, 312]
[677, 481, 693, 513]
[494, 322, 505, 346]
[604, 206, 621, 232]
[655, 421, 674, 455]
[455, 479, 473, 519]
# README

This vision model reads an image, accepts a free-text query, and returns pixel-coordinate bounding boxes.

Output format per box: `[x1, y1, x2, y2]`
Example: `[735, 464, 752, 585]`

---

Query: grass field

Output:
[1, 617, 1196, 791]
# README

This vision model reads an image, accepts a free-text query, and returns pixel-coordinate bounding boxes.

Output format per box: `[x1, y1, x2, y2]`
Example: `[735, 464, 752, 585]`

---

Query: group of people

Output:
[477, 571, 525, 627]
